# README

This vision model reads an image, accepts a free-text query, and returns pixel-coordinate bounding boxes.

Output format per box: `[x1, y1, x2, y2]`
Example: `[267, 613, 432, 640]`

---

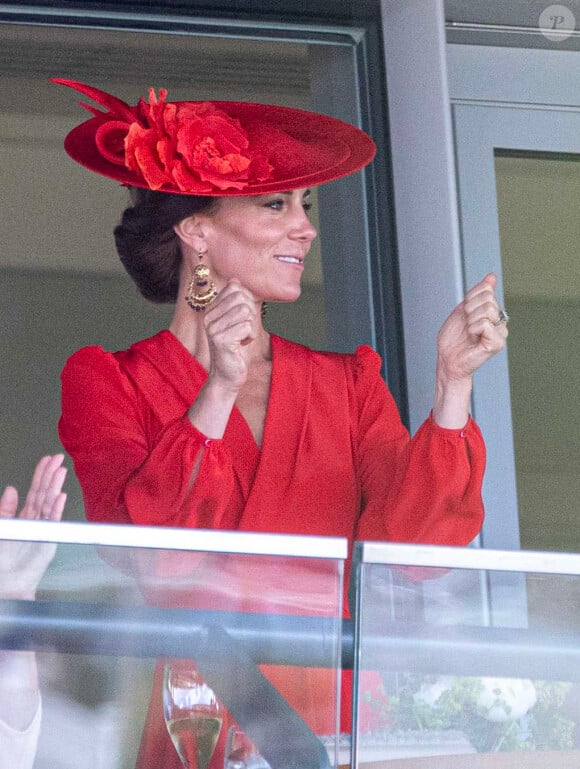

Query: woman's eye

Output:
[263, 198, 312, 212]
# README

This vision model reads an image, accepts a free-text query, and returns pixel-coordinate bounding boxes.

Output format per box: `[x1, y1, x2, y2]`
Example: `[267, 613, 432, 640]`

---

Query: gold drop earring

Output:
[185, 251, 218, 312]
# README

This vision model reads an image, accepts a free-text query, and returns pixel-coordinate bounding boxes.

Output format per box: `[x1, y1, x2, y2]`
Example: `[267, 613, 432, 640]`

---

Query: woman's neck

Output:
[169, 307, 271, 369]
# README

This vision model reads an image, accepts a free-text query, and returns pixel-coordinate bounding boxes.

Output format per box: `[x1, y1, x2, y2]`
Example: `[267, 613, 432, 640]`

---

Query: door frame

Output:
[449, 42, 580, 550]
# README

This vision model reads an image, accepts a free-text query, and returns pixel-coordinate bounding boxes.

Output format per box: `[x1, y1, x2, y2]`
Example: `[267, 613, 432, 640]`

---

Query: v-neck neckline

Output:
[133, 330, 314, 523]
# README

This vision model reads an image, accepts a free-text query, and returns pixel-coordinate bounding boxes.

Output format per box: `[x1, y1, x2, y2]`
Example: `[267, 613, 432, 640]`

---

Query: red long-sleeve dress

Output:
[59, 329, 485, 768]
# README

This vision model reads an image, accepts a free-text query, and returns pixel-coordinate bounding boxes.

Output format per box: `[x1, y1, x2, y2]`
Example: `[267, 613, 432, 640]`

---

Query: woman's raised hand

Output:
[187, 280, 264, 442]
[203, 280, 260, 392]
[436, 273, 508, 383]
[433, 274, 508, 428]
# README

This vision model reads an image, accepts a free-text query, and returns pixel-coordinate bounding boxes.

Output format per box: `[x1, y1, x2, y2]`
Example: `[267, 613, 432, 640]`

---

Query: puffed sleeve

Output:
[352, 345, 485, 545]
[59, 346, 235, 528]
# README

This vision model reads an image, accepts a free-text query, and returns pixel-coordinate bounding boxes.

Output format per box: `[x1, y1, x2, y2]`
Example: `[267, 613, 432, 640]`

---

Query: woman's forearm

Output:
[432, 367, 473, 429]
[187, 377, 239, 439]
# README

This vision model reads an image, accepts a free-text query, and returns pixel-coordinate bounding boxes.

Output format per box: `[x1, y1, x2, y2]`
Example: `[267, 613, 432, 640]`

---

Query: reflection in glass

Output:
[224, 725, 271, 769]
[0, 530, 342, 768]
[355, 552, 580, 764]
[0, 22, 325, 520]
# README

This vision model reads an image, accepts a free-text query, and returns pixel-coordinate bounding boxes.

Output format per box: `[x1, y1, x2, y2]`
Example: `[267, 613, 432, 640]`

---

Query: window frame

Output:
[0, 0, 407, 419]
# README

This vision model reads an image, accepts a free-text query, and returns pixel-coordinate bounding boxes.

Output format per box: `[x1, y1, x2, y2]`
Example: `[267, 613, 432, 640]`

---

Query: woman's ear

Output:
[174, 215, 206, 253]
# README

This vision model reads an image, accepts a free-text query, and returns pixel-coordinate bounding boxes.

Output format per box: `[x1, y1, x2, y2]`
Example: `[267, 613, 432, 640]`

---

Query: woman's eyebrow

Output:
[277, 189, 312, 197]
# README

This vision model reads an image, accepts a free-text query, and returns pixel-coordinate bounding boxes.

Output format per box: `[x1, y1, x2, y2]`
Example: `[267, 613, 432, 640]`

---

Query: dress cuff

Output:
[428, 410, 472, 438]
[179, 414, 221, 447]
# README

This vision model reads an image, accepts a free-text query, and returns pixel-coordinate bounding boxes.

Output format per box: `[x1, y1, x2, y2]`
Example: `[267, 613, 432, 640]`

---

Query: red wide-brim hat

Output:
[51, 78, 376, 197]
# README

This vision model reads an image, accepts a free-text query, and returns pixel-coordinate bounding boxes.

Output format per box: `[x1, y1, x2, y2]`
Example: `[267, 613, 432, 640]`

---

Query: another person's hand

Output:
[0, 454, 67, 600]
[204, 279, 260, 392]
[0, 453, 67, 523]
[436, 273, 508, 384]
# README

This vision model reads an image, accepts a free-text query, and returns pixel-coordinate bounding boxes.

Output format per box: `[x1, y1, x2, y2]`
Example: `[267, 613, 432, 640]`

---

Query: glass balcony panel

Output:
[0, 521, 345, 769]
[353, 543, 580, 768]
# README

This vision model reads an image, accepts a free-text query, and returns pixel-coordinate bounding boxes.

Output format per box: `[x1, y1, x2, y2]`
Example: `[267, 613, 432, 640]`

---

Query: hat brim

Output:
[63, 100, 376, 196]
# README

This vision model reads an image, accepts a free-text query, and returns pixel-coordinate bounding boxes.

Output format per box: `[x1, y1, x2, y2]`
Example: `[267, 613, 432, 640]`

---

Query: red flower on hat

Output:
[123, 88, 273, 193]
[53, 78, 377, 196]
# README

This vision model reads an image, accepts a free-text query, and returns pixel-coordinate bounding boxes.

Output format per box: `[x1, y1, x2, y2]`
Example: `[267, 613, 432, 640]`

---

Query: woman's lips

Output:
[274, 255, 304, 265]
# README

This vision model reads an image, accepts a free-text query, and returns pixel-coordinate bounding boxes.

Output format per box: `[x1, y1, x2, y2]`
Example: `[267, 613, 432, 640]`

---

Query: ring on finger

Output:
[492, 308, 509, 326]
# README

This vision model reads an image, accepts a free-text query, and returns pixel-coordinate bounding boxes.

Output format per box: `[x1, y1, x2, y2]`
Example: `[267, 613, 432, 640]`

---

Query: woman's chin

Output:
[273, 286, 302, 303]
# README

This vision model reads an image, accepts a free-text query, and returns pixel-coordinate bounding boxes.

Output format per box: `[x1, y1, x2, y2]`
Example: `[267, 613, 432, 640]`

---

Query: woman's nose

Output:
[291, 208, 317, 242]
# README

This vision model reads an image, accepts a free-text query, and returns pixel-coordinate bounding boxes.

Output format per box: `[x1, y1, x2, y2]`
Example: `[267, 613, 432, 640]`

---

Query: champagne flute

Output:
[224, 726, 271, 769]
[163, 662, 224, 769]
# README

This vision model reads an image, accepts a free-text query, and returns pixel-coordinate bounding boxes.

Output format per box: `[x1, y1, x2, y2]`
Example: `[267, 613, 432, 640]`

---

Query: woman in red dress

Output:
[53, 79, 508, 769]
